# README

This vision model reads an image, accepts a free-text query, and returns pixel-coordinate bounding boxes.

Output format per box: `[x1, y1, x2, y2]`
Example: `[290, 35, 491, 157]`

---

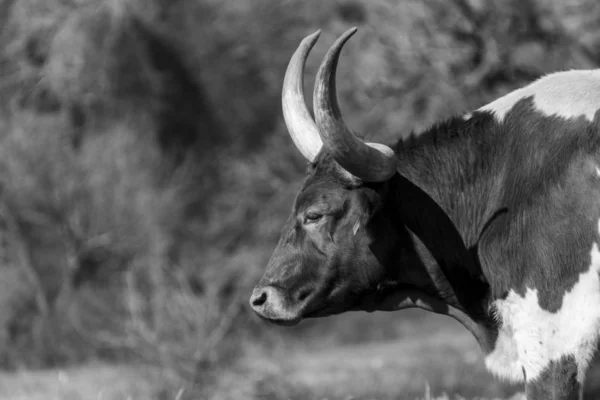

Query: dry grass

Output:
[199, 311, 522, 400]
[0, 363, 163, 400]
[0, 313, 525, 400]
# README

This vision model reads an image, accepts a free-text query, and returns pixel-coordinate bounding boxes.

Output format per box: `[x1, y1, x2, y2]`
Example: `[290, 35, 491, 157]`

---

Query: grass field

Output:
[0, 311, 528, 400]
[5, 309, 600, 399]
[0, 364, 160, 400]
[229, 311, 523, 400]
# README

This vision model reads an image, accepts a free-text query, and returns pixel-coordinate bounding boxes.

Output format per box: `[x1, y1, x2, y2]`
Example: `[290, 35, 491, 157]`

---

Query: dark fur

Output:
[254, 95, 600, 396]
[526, 356, 581, 400]
[396, 97, 600, 311]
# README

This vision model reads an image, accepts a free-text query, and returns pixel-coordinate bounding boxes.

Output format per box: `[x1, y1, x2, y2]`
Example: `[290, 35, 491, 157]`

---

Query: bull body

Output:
[250, 28, 600, 399]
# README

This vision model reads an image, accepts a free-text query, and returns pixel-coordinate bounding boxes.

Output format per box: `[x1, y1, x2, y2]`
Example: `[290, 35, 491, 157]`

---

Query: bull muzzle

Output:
[249, 285, 303, 326]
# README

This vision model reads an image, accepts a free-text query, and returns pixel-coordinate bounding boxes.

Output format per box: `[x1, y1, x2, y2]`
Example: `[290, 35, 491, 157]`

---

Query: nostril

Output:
[251, 290, 268, 307]
[296, 287, 312, 302]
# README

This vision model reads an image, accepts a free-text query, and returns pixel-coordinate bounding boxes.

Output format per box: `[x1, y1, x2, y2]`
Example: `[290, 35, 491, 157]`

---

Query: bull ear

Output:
[352, 186, 384, 233]
[362, 186, 384, 216]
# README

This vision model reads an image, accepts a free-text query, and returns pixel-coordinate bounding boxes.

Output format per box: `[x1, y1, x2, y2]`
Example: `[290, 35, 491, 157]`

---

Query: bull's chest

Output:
[484, 239, 600, 383]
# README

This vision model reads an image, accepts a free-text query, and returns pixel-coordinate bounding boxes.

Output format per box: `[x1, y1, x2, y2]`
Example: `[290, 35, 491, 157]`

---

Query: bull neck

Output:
[381, 114, 503, 351]
[382, 172, 498, 352]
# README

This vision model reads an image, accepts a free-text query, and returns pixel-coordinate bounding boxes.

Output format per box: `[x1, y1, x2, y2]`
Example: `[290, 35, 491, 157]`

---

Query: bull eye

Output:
[304, 211, 323, 223]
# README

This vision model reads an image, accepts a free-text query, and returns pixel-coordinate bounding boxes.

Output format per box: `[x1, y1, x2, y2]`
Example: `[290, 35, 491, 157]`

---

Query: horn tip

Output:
[335, 27, 358, 44]
[346, 27, 358, 37]
[308, 29, 321, 40]
[300, 29, 321, 48]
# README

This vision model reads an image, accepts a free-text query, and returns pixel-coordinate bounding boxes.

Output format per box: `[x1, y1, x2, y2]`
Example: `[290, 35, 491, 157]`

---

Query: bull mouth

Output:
[254, 301, 332, 326]
[256, 313, 302, 327]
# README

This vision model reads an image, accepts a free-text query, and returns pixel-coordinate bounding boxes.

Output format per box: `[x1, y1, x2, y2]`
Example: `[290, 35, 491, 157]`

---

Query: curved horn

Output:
[282, 30, 323, 161]
[313, 28, 397, 182]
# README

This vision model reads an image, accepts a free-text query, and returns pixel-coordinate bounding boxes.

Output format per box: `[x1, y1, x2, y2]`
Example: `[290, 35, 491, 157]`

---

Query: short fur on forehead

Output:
[298, 149, 391, 223]
[304, 150, 363, 189]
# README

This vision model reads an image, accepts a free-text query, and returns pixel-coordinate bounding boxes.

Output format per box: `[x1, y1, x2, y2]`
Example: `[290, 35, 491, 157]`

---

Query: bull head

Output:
[250, 28, 410, 326]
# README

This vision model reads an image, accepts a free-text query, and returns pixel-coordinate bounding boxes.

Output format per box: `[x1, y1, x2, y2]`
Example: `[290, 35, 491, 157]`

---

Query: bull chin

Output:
[267, 317, 302, 327]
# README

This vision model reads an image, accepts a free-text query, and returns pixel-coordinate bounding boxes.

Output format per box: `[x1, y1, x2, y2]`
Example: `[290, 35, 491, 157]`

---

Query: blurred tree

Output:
[0, 0, 599, 397]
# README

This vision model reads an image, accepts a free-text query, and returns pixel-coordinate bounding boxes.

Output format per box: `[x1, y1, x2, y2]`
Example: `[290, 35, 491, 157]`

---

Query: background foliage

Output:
[0, 0, 599, 399]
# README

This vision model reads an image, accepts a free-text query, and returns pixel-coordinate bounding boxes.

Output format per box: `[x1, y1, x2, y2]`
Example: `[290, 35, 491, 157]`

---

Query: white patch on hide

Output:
[478, 70, 600, 122]
[485, 220, 600, 383]
[596, 166, 600, 177]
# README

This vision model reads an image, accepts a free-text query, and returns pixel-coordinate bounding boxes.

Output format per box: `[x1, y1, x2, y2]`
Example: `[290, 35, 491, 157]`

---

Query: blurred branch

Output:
[0, 0, 17, 37]
[0, 198, 49, 317]
[448, 0, 479, 25]
[444, 0, 502, 89]
[192, 294, 241, 363]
